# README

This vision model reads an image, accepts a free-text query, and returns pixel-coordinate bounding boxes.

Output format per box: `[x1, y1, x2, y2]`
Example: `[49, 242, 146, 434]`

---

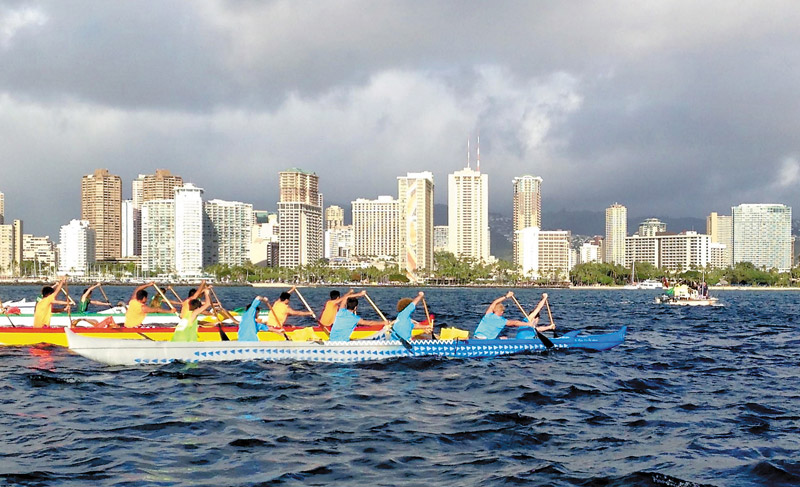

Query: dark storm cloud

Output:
[2, 0, 800, 237]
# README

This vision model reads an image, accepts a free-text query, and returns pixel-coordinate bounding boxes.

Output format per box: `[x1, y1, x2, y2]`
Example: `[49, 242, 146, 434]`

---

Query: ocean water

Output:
[0, 286, 798, 487]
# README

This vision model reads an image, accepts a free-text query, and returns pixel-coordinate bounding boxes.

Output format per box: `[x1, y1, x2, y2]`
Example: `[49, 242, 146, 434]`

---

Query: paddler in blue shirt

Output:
[391, 291, 431, 342]
[237, 296, 285, 341]
[328, 295, 388, 341]
[473, 291, 553, 339]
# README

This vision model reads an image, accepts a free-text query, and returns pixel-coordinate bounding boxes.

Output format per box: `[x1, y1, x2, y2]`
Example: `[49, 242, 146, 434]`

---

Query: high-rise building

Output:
[175, 184, 204, 277]
[732, 204, 792, 272]
[23, 234, 58, 276]
[325, 205, 345, 230]
[142, 169, 184, 203]
[81, 169, 122, 261]
[517, 227, 571, 281]
[604, 203, 627, 265]
[58, 220, 96, 276]
[512, 175, 543, 266]
[121, 200, 136, 258]
[625, 231, 711, 271]
[434, 226, 449, 253]
[0, 191, 4, 225]
[0, 225, 13, 276]
[706, 212, 733, 268]
[448, 166, 489, 261]
[141, 199, 175, 273]
[352, 196, 401, 259]
[12, 219, 22, 275]
[131, 174, 146, 256]
[398, 172, 434, 280]
[203, 199, 253, 267]
[325, 225, 354, 259]
[638, 218, 666, 237]
[251, 213, 279, 267]
[278, 169, 323, 268]
[580, 241, 600, 264]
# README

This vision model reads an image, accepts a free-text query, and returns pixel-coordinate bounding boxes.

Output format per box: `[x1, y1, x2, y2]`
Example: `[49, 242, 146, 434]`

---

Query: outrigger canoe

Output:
[65, 326, 627, 365]
[0, 324, 422, 347]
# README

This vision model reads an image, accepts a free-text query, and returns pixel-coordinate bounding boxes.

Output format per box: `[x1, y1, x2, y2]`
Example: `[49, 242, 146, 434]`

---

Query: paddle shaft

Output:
[510, 294, 554, 349]
[364, 293, 412, 351]
[261, 298, 291, 341]
[293, 287, 317, 320]
[97, 284, 112, 306]
[544, 299, 559, 338]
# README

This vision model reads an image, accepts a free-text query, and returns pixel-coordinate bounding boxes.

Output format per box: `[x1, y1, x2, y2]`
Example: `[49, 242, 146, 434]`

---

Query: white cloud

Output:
[0, 5, 47, 49]
[774, 156, 800, 188]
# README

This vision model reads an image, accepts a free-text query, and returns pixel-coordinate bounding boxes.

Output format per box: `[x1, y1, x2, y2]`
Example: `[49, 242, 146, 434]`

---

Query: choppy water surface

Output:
[1, 286, 798, 486]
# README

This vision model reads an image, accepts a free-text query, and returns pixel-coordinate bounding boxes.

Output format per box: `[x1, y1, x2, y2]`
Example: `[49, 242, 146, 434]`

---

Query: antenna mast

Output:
[467, 138, 471, 169]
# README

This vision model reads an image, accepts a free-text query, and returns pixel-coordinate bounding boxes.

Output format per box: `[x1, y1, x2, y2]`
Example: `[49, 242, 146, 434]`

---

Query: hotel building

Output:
[203, 199, 253, 267]
[732, 204, 792, 272]
[352, 196, 400, 260]
[706, 212, 733, 268]
[398, 172, 435, 280]
[512, 175, 543, 266]
[174, 184, 204, 277]
[58, 220, 96, 276]
[604, 203, 627, 265]
[448, 166, 489, 262]
[81, 169, 122, 261]
[278, 169, 323, 268]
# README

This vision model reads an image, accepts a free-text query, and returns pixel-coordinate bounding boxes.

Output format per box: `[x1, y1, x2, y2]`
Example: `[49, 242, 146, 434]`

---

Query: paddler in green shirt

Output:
[171, 290, 214, 342]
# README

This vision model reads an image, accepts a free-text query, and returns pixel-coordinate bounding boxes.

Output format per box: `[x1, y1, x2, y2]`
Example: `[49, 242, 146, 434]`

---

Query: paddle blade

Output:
[537, 330, 554, 349]
[217, 324, 230, 341]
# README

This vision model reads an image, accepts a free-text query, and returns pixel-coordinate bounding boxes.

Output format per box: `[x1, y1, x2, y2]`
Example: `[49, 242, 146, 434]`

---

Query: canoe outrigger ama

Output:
[64, 326, 627, 366]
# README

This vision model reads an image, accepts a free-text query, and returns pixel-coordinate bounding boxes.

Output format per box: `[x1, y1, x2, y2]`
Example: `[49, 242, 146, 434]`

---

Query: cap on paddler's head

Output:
[397, 298, 413, 312]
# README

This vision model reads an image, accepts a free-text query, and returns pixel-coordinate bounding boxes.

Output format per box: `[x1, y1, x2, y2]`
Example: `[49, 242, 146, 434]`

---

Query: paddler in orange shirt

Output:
[124, 282, 175, 328]
[318, 289, 365, 331]
[266, 287, 314, 329]
[33, 277, 69, 328]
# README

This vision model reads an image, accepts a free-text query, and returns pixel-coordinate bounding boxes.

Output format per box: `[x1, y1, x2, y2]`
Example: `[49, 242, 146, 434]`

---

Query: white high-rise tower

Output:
[175, 184, 204, 277]
[448, 140, 489, 261]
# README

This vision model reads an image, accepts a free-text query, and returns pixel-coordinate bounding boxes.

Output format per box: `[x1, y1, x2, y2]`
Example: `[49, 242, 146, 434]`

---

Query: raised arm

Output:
[130, 282, 153, 302]
[486, 291, 512, 315]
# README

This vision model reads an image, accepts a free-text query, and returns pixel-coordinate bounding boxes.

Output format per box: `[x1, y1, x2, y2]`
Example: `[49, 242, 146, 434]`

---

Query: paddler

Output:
[319, 289, 364, 330]
[237, 296, 286, 341]
[33, 277, 69, 328]
[170, 290, 214, 342]
[328, 295, 389, 341]
[78, 283, 110, 313]
[391, 292, 432, 342]
[123, 282, 174, 328]
[473, 292, 554, 340]
[265, 287, 314, 328]
[172, 281, 208, 319]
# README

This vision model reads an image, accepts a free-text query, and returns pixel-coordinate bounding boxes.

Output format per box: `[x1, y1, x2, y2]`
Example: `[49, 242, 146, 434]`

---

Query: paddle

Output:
[510, 294, 554, 349]
[365, 292, 412, 351]
[61, 283, 76, 327]
[544, 299, 559, 338]
[209, 286, 238, 337]
[96, 283, 113, 307]
[292, 287, 317, 321]
[421, 296, 436, 339]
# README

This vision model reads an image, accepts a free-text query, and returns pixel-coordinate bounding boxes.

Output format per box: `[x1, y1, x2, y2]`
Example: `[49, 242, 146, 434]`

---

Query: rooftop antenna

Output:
[477, 133, 481, 172]
[467, 138, 471, 169]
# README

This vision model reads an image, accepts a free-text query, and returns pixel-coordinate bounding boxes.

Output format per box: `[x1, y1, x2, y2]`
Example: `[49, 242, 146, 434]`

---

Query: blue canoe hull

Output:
[65, 326, 627, 365]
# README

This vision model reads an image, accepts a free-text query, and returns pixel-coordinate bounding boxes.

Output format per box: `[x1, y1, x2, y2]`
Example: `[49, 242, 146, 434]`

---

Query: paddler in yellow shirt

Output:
[266, 287, 314, 329]
[124, 282, 175, 328]
[33, 277, 69, 328]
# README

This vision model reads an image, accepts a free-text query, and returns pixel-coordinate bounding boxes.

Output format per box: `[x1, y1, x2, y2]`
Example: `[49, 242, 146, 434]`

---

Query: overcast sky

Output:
[2, 1, 800, 237]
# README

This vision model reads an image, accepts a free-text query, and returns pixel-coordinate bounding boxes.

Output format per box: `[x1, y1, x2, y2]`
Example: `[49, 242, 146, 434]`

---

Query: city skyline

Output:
[3, 3, 800, 237]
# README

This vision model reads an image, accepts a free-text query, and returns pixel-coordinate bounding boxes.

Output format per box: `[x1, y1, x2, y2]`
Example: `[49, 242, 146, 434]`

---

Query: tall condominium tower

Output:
[81, 169, 121, 261]
[58, 220, 96, 276]
[398, 172, 434, 280]
[0, 225, 12, 276]
[203, 199, 254, 267]
[278, 169, 323, 268]
[141, 199, 175, 273]
[0, 191, 4, 225]
[512, 175, 543, 266]
[143, 169, 184, 202]
[325, 205, 345, 230]
[604, 203, 627, 265]
[131, 174, 146, 256]
[706, 212, 733, 267]
[448, 166, 489, 262]
[352, 196, 401, 259]
[121, 200, 136, 258]
[175, 184, 204, 277]
[732, 204, 792, 272]
[12, 219, 22, 275]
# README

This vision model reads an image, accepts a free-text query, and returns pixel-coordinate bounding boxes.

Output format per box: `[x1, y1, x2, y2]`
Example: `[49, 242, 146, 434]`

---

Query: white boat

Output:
[1, 298, 38, 313]
[638, 279, 664, 290]
[655, 283, 720, 306]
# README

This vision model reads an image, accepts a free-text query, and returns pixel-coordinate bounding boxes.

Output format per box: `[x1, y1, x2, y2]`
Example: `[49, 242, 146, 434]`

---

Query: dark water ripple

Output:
[1, 286, 799, 486]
